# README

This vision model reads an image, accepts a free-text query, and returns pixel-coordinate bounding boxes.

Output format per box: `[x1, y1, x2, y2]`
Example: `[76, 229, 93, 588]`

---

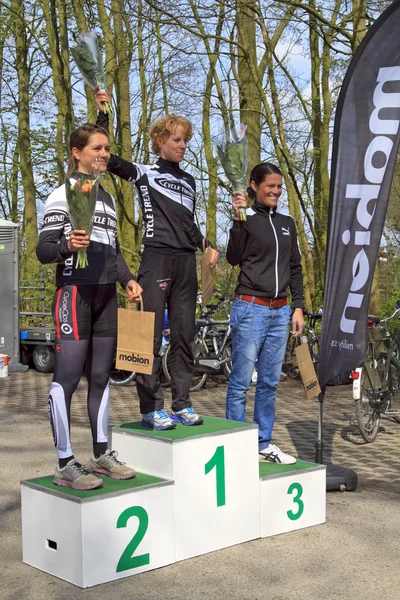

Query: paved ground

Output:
[1, 370, 399, 599]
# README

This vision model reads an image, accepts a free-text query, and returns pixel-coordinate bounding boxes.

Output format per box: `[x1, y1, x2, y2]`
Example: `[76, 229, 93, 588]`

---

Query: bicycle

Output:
[352, 302, 400, 442]
[161, 295, 233, 391]
[284, 308, 322, 379]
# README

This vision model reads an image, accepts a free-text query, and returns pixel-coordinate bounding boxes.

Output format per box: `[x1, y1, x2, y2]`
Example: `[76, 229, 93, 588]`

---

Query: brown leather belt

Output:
[236, 294, 288, 309]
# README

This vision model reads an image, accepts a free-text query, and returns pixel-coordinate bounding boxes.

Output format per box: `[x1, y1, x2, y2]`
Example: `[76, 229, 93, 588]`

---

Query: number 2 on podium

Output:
[205, 445, 226, 507]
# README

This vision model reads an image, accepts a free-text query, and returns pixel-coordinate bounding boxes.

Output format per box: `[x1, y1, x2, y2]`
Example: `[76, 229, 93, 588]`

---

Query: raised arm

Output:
[226, 192, 248, 266]
[95, 90, 141, 183]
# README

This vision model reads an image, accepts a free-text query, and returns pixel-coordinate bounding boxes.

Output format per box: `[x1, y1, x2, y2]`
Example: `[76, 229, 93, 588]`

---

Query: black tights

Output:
[48, 336, 115, 466]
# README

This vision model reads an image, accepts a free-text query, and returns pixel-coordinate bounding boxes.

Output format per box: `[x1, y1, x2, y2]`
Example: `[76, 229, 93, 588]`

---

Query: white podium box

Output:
[111, 417, 261, 561]
[21, 472, 175, 588]
[259, 460, 326, 538]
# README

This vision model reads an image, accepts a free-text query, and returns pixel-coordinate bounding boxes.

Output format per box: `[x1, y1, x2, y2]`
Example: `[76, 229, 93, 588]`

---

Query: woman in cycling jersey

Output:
[36, 122, 142, 490]
[94, 89, 218, 431]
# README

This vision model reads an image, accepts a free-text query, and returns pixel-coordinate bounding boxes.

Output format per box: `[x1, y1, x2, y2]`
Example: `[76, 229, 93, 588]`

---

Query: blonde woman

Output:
[95, 91, 218, 430]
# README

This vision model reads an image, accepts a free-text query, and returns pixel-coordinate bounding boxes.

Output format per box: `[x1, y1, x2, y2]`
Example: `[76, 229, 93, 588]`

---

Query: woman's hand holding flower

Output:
[67, 230, 90, 253]
[94, 87, 111, 113]
[232, 191, 248, 221]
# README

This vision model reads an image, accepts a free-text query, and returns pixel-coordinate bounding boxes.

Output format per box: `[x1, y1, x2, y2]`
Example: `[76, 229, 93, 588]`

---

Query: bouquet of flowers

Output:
[65, 161, 101, 269]
[71, 31, 112, 114]
[216, 125, 249, 221]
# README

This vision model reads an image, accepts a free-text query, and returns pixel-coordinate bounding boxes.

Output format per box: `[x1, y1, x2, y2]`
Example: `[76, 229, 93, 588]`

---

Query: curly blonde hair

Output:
[149, 115, 193, 155]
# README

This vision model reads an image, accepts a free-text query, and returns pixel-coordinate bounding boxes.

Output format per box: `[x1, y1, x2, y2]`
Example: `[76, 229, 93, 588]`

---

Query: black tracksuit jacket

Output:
[227, 202, 304, 309]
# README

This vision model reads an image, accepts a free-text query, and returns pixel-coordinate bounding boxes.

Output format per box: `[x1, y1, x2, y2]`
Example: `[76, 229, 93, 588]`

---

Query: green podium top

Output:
[113, 416, 256, 442]
[21, 472, 169, 501]
[259, 460, 326, 479]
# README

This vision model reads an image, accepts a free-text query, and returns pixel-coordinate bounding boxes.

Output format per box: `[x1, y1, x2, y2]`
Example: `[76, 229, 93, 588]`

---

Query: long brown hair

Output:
[68, 123, 109, 174]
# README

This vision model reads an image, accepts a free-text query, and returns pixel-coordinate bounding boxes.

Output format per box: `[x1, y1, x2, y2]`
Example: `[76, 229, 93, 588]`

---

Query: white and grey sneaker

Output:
[53, 459, 103, 490]
[259, 443, 297, 465]
[170, 407, 203, 426]
[90, 450, 136, 480]
[141, 409, 176, 430]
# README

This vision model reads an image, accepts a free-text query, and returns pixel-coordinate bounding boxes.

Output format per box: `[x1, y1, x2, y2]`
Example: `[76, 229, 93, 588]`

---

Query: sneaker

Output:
[90, 450, 136, 480]
[170, 407, 204, 426]
[141, 409, 176, 430]
[259, 443, 297, 465]
[53, 459, 103, 490]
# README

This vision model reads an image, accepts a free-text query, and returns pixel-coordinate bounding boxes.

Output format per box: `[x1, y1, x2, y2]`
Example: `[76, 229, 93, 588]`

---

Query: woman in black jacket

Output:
[37, 122, 141, 490]
[225, 162, 305, 465]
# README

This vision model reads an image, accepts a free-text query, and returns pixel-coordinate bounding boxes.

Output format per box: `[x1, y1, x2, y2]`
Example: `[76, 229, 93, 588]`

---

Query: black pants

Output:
[136, 249, 197, 414]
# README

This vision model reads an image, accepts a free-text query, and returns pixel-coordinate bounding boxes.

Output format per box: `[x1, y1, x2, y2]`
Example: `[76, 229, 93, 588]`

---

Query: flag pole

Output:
[314, 385, 358, 491]
[315, 387, 325, 464]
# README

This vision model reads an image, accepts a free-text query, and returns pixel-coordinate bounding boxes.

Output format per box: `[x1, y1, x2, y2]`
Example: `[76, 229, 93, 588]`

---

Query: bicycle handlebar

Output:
[379, 306, 400, 325]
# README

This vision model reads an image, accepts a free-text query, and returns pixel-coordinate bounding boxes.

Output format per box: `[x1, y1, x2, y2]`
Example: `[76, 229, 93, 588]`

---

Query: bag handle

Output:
[128, 294, 144, 311]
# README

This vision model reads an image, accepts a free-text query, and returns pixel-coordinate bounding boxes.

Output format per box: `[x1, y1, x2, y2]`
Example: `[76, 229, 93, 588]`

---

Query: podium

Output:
[111, 417, 261, 560]
[259, 461, 326, 537]
[21, 417, 326, 587]
[21, 473, 175, 587]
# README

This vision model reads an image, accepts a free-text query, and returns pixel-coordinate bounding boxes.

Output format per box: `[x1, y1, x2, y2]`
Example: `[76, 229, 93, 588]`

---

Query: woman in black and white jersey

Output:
[36, 123, 142, 490]
[94, 90, 218, 431]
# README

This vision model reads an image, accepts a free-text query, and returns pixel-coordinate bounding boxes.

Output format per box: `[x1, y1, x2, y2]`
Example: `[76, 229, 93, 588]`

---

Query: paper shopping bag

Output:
[295, 342, 321, 400]
[116, 299, 155, 374]
[201, 246, 215, 308]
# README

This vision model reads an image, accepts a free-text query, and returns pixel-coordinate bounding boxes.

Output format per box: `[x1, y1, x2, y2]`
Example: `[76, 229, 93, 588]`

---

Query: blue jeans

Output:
[226, 297, 291, 450]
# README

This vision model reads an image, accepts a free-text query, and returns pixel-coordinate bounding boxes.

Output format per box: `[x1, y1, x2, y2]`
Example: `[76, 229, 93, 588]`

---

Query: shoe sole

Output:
[140, 418, 176, 430]
[170, 414, 204, 426]
[258, 454, 297, 465]
[53, 478, 103, 490]
[91, 467, 136, 480]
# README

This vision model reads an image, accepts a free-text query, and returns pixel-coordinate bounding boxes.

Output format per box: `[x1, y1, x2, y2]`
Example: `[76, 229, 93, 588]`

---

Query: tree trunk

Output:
[236, 0, 261, 169]
[11, 0, 38, 276]
[42, 0, 73, 183]
[111, 0, 136, 268]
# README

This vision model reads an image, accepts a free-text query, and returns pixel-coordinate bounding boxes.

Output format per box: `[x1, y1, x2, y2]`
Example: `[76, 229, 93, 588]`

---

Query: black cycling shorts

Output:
[52, 284, 117, 340]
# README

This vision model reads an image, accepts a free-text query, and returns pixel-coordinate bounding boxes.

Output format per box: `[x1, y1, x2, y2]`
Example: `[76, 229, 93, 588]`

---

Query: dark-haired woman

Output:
[225, 162, 305, 465]
[36, 123, 142, 490]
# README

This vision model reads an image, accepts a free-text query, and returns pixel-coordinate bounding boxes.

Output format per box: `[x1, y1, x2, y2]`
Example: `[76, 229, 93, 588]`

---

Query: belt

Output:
[236, 294, 288, 309]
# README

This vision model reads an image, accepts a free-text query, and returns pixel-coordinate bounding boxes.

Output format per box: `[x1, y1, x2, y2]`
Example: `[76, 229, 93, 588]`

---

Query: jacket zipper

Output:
[269, 212, 279, 298]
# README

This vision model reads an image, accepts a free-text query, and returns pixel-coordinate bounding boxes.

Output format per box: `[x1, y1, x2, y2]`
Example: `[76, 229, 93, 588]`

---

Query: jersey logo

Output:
[156, 177, 193, 200]
[158, 278, 171, 290]
[281, 227, 291, 236]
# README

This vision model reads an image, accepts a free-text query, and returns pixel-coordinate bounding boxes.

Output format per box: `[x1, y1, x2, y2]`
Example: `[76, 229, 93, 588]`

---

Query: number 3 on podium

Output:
[287, 482, 304, 521]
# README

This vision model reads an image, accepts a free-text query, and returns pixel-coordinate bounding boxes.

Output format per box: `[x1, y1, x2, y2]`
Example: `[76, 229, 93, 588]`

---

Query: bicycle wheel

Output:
[109, 366, 136, 386]
[286, 336, 301, 379]
[162, 338, 209, 392]
[355, 360, 382, 442]
[222, 340, 233, 379]
[309, 339, 319, 372]
[389, 362, 400, 423]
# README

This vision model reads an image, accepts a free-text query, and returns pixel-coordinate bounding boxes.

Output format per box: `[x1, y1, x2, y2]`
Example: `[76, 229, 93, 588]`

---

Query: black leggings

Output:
[48, 284, 117, 461]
